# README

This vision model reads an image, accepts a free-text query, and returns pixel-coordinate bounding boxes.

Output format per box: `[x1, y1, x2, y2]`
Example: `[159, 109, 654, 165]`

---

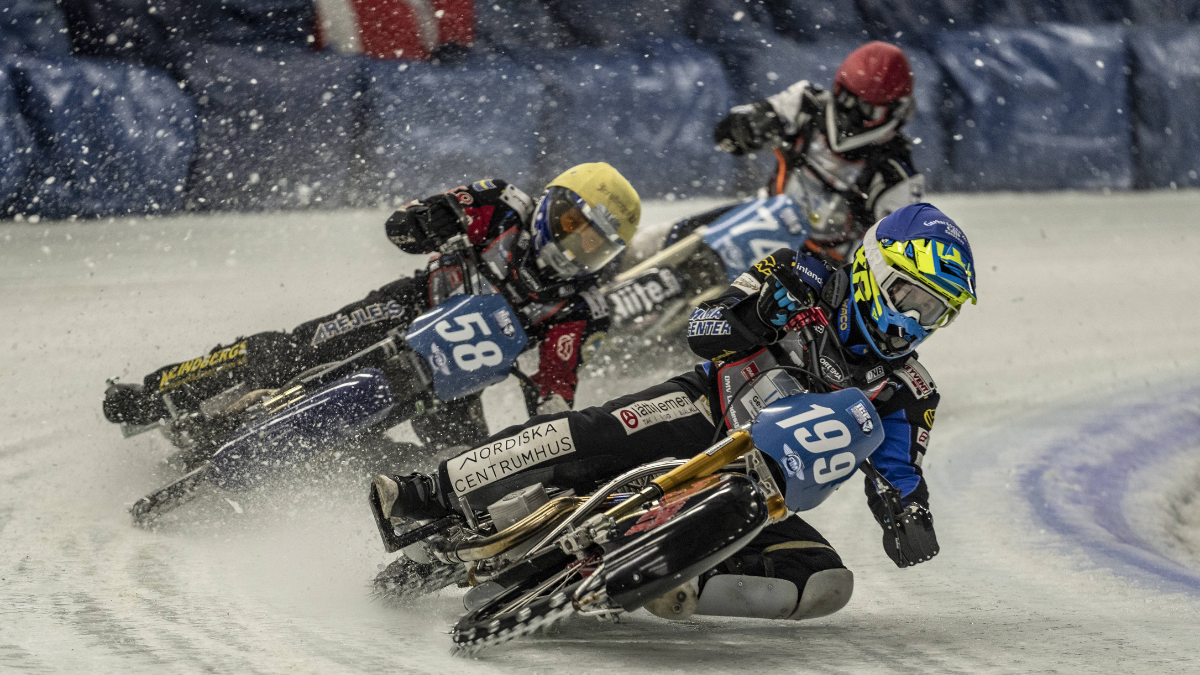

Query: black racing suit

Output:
[707, 80, 924, 265]
[430, 246, 940, 595]
[131, 178, 610, 449]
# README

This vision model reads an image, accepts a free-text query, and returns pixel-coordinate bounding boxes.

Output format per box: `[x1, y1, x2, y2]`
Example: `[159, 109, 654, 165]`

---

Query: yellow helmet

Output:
[533, 163, 641, 280]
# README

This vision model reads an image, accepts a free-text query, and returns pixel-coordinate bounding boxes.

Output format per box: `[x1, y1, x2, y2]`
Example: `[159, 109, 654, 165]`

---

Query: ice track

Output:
[3, 192, 1200, 673]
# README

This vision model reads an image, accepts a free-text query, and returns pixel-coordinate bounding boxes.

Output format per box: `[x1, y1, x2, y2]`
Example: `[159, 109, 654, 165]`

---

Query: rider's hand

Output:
[714, 102, 786, 155]
[536, 394, 570, 416]
[878, 502, 940, 568]
[755, 267, 814, 329]
[385, 194, 469, 253]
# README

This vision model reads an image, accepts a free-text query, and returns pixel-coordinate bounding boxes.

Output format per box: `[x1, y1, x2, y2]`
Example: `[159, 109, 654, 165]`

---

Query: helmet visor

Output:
[881, 274, 957, 328]
[537, 187, 626, 279]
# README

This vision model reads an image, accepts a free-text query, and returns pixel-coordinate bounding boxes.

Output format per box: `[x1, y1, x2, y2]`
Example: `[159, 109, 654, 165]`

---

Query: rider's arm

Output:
[686, 248, 800, 360]
[530, 301, 612, 407]
[850, 138, 924, 231]
[714, 80, 817, 155]
[384, 178, 534, 254]
[863, 384, 938, 513]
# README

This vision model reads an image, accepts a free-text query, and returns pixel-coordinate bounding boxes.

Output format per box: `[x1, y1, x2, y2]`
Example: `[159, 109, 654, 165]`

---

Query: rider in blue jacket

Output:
[373, 202, 975, 621]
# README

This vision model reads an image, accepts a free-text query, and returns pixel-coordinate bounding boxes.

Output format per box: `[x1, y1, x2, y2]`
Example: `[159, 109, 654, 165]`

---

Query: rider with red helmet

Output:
[713, 41, 924, 264]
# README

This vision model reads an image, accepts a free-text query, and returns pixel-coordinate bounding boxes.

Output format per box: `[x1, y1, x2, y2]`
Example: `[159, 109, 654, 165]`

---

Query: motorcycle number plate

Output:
[702, 195, 810, 283]
[405, 294, 528, 401]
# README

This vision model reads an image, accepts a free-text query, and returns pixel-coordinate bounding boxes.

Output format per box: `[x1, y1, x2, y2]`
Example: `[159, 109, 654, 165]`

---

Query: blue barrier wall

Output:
[1129, 25, 1200, 187]
[0, 0, 72, 56]
[475, 1, 576, 52]
[937, 25, 1132, 191]
[547, 0, 691, 47]
[0, 64, 32, 211]
[183, 45, 361, 210]
[530, 44, 736, 198]
[8, 56, 195, 219]
[360, 56, 545, 203]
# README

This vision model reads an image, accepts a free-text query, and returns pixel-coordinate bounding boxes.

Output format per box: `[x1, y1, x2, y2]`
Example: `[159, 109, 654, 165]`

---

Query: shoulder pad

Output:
[821, 267, 850, 308]
[500, 184, 534, 222]
[893, 357, 937, 400]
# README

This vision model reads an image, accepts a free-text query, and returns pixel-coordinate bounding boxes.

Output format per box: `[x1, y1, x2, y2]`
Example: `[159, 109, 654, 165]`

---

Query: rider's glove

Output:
[876, 502, 940, 568]
[755, 266, 814, 329]
[385, 194, 470, 254]
[536, 393, 571, 416]
[714, 101, 786, 155]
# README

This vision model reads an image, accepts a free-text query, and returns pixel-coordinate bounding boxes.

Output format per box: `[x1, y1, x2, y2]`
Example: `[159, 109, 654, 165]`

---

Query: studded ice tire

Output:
[372, 556, 465, 604]
[451, 579, 583, 656]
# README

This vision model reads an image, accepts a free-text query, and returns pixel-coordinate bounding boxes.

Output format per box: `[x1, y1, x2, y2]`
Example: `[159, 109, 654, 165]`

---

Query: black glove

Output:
[755, 266, 814, 329]
[714, 101, 786, 155]
[879, 502, 939, 568]
[385, 194, 469, 254]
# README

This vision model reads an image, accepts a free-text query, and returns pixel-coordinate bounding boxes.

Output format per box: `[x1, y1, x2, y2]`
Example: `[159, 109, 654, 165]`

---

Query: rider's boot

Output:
[103, 382, 168, 426]
[644, 569, 854, 621]
[369, 473, 454, 552]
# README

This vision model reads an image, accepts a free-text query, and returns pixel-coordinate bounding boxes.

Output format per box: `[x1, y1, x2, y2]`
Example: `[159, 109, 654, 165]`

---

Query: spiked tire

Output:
[451, 578, 583, 655]
[372, 556, 465, 604]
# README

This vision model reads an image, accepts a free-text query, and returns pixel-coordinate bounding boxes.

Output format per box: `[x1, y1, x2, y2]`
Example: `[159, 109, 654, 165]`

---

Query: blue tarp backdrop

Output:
[0, 0, 72, 57]
[937, 25, 1132, 191]
[8, 56, 195, 219]
[183, 45, 362, 210]
[531, 44, 736, 197]
[0, 64, 33, 209]
[361, 56, 545, 202]
[1129, 25, 1200, 188]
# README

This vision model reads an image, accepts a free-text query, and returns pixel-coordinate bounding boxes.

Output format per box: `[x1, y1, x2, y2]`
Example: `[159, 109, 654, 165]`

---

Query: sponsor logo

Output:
[847, 402, 874, 435]
[866, 365, 885, 382]
[741, 362, 760, 381]
[687, 319, 731, 338]
[607, 280, 667, 321]
[311, 300, 406, 347]
[455, 191, 474, 205]
[837, 300, 851, 336]
[428, 342, 451, 376]
[492, 309, 516, 337]
[795, 259, 825, 288]
[779, 206, 805, 235]
[555, 333, 575, 361]
[924, 409, 936, 428]
[731, 273, 762, 294]
[625, 475, 721, 535]
[923, 219, 953, 229]
[915, 427, 930, 450]
[819, 356, 844, 382]
[752, 254, 779, 277]
[781, 444, 803, 477]
[448, 420, 575, 496]
[611, 392, 703, 436]
[900, 363, 933, 399]
[158, 341, 249, 392]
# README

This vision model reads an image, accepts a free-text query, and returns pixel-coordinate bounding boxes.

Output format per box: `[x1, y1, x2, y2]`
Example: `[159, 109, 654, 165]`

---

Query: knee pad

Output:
[667, 569, 853, 621]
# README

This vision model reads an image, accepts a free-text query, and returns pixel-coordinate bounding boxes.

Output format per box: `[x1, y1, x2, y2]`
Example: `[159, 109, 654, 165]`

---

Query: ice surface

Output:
[3, 191, 1200, 673]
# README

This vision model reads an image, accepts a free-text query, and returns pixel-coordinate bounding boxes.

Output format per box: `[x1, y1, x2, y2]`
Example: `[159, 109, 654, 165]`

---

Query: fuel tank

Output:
[209, 368, 394, 489]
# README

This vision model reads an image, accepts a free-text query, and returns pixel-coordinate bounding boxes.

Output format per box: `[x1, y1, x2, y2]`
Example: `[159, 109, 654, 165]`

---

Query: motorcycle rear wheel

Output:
[451, 569, 586, 655]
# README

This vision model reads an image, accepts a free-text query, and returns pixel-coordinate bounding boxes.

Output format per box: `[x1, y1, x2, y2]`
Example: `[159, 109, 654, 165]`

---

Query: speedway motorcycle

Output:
[373, 329, 912, 654]
[126, 237, 537, 527]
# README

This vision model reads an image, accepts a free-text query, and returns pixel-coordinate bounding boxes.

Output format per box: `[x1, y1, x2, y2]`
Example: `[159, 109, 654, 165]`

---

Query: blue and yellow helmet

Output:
[850, 203, 976, 359]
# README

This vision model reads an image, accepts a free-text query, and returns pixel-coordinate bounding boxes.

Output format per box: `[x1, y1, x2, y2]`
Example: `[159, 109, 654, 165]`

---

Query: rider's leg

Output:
[411, 394, 489, 451]
[104, 274, 430, 426]
[372, 366, 717, 522]
[646, 514, 853, 621]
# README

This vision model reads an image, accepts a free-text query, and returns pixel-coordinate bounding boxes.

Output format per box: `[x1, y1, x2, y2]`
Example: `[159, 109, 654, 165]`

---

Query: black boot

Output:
[370, 473, 454, 552]
[103, 382, 168, 426]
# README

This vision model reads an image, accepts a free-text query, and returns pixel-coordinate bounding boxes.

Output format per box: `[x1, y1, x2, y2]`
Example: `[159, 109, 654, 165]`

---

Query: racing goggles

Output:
[861, 226, 959, 330]
[534, 186, 626, 280]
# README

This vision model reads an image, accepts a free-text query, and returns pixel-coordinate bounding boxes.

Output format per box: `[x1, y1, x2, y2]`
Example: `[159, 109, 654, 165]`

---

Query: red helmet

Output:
[827, 42, 915, 153]
[834, 41, 914, 104]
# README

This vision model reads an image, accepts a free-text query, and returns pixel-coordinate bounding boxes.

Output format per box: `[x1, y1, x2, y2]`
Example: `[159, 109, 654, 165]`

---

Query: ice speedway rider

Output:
[371, 202, 976, 621]
[102, 162, 640, 451]
[702, 40, 924, 265]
